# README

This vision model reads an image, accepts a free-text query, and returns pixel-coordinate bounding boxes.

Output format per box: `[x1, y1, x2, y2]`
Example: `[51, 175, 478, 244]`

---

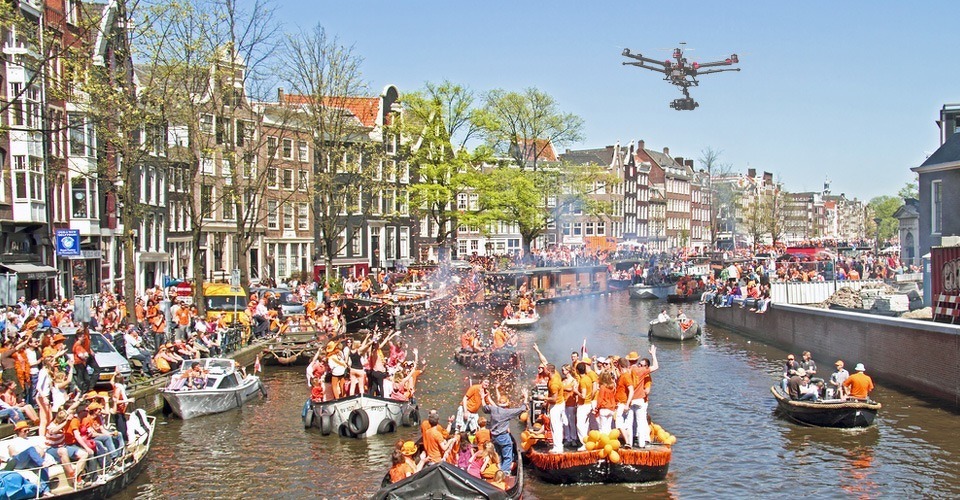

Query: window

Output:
[400, 227, 409, 259]
[298, 170, 308, 190]
[223, 188, 235, 220]
[383, 189, 395, 214]
[386, 227, 396, 259]
[267, 200, 278, 229]
[586, 222, 595, 236]
[72, 177, 88, 218]
[297, 140, 308, 162]
[597, 222, 606, 235]
[398, 189, 409, 215]
[222, 159, 232, 177]
[458, 239, 467, 256]
[267, 137, 278, 158]
[201, 156, 215, 175]
[932, 180, 942, 234]
[573, 223, 582, 236]
[282, 139, 293, 159]
[562, 222, 571, 236]
[298, 203, 309, 230]
[351, 228, 362, 255]
[200, 114, 214, 134]
[457, 193, 468, 210]
[283, 203, 293, 230]
[282, 169, 293, 190]
[201, 185, 213, 218]
[242, 154, 256, 178]
[13, 156, 43, 202]
[10, 83, 23, 127]
[387, 160, 397, 182]
[267, 167, 278, 188]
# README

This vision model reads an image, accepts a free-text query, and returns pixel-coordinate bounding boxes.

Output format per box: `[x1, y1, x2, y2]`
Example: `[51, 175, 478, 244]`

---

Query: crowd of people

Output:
[781, 350, 875, 401]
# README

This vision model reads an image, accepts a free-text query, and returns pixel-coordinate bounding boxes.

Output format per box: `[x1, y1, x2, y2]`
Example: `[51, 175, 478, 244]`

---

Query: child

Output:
[488, 470, 507, 490]
[456, 433, 474, 469]
[474, 417, 491, 449]
[309, 377, 324, 403]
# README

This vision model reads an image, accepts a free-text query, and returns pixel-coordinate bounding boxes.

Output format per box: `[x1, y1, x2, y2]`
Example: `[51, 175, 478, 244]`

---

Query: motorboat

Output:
[770, 386, 881, 428]
[303, 394, 420, 439]
[627, 284, 672, 300]
[0, 409, 155, 499]
[454, 347, 524, 372]
[373, 437, 523, 499]
[161, 358, 266, 420]
[502, 312, 539, 328]
[648, 318, 701, 341]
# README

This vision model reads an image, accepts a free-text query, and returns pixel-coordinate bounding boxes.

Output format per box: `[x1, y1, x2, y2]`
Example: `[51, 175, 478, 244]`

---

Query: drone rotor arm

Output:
[621, 50, 670, 67]
[623, 61, 669, 75]
[693, 68, 740, 76]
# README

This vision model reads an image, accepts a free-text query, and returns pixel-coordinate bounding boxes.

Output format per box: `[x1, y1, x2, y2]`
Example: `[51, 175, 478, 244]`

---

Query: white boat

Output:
[648, 318, 701, 341]
[0, 410, 155, 498]
[304, 394, 420, 439]
[161, 358, 266, 420]
[502, 312, 540, 328]
[628, 283, 673, 300]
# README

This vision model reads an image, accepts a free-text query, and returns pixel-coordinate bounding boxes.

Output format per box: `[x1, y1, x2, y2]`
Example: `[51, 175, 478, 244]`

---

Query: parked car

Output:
[59, 328, 133, 384]
[251, 287, 306, 317]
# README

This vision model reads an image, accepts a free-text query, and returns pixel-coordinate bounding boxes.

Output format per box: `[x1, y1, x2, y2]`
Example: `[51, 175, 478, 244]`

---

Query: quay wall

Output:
[705, 303, 960, 407]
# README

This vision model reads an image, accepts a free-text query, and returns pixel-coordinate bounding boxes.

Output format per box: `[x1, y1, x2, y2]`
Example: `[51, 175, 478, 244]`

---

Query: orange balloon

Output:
[521, 431, 530, 441]
[588, 430, 601, 442]
[519, 411, 529, 423]
[599, 436, 611, 448]
[609, 440, 620, 451]
[585, 441, 597, 451]
[608, 429, 621, 441]
[608, 450, 621, 463]
[604, 444, 613, 455]
[599, 447, 608, 458]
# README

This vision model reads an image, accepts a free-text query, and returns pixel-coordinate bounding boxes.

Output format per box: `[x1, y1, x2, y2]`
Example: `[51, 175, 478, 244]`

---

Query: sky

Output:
[274, 0, 960, 201]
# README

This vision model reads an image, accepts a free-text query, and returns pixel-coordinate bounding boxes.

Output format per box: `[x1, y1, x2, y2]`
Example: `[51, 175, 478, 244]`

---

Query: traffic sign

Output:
[231, 268, 241, 287]
[55, 229, 81, 257]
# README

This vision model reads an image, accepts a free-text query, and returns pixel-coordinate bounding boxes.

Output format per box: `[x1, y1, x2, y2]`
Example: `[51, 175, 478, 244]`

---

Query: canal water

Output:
[117, 293, 960, 499]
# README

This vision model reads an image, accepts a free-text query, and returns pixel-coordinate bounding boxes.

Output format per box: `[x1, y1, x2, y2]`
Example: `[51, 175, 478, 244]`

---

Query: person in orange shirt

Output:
[842, 363, 875, 400]
[474, 417, 491, 449]
[625, 345, 658, 448]
[460, 329, 477, 352]
[422, 413, 456, 464]
[574, 362, 596, 449]
[491, 327, 508, 350]
[460, 378, 491, 433]
[175, 301, 191, 340]
[545, 364, 565, 453]
[595, 370, 617, 433]
[388, 442, 425, 483]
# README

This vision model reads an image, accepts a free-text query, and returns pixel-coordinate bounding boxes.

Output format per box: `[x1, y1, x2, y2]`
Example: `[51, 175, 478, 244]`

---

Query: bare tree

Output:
[699, 147, 735, 249]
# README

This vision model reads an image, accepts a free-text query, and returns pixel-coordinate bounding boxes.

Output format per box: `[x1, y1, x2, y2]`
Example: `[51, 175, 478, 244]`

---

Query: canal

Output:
[117, 292, 960, 498]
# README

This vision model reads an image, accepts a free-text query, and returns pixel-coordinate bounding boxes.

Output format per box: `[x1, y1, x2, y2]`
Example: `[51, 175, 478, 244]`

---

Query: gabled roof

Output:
[281, 94, 381, 128]
[893, 198, 920, 219]
[559, 146, 618, 166]
[914, 132, 960, 171]
[519, 138, 558, 162]
[642, 148, 689, 178]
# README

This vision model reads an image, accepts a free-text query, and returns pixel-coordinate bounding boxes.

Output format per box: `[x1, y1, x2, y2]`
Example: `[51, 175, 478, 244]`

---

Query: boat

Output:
[770, 386, 881, 428]
[666, 293, 699, 303]
[648, 318, 701, 341]
[608, 278, 633, 290]
[523, 440, 671, 485]
[627, 283, 673, 300]
[0, 409, 156, 499]
[303, 394, 420, 438]
[373, 436, 523, 500]
[453, 347, 524, 372]
[502, 312, 540, 328]
[262, 330, 322, 366]
[337, 283, 455, 332]
[160, 358, 266, 420]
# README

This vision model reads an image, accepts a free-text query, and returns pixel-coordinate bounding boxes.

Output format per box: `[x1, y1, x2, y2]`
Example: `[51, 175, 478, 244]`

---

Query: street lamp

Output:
[873, 217, 882, 255]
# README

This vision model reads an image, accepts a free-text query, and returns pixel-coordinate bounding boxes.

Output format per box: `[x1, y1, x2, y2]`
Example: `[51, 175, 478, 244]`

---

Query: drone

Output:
[621, 42, 740, 110]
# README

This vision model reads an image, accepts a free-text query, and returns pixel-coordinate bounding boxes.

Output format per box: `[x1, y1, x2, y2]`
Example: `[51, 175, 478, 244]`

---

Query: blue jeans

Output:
[0, 407, 24, 423]
[492, 432, 515, 475]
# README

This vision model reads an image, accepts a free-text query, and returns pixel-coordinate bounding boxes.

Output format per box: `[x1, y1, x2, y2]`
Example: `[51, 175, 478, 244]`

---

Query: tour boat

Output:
[502, 312, 540, 328]
[523, 442, 672, 485]
[770, 386, 881, 428]
[373, 437, 523, 500]
[648, 318, 701, 341]
[453, 347, 524, 372]
[161, 358, 266, 420]
[0, 410, 155, 499]
[607, 277, 633, 290]
[303, 394, 420, 439]
[627, 284, 673, 300]
[337, 284, 455, 332]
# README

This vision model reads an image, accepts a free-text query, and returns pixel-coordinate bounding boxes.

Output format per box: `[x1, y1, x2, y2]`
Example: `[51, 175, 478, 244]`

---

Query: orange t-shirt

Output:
[420, 421, 449, 441]
[63, 418, 81, 446]
[630, 366, 651, 402]
[176, 307, 191, 327]
[843, 372, 874, 399]
[389, 462, 413, 483]
[547, 372, 564, 405]
[492, 329, 507, 349]
[422, 425, 444, 463]
[596, 384, 617, 410]
[578, 376, 595, 405]
[615, 370, 636, 404]
[464, 384, 484, 413]
[475, 428, 491, 449]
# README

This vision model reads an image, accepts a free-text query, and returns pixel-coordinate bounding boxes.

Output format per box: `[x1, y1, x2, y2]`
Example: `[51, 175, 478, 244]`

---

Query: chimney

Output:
[663, 147, 670, 156]
[748, 168, 756, 178]
[763, 171, 773, 185]
[277, 87, 284, 102]
[685, 159, 694, 168]
[674, 156, 684, 166]
[638, 140, 645, 152]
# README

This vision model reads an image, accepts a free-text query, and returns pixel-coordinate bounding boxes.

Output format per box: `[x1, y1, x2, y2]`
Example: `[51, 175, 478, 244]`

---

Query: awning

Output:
[0, 263, 59, 280]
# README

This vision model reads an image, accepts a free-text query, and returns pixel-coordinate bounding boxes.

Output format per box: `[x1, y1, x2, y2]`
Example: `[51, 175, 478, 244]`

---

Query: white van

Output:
[59, 328, 133, 383]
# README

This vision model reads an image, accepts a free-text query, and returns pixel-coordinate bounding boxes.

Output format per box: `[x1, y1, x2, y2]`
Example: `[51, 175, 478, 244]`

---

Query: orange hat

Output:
[42, 347, 58, 359]
[400, 441, 417, 456]
[626, 351, 640, 361]
[87, 402, 103, 411]
[14, 421, 29, 432]
[325, 341, 338, 354]
[53, 334, 66, 343]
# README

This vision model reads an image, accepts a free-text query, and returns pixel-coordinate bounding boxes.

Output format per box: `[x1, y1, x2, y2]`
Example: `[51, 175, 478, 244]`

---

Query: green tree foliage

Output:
[868, 195, 902, 242]
[399, 81, 490, 262]
[478, 88, 584, 171]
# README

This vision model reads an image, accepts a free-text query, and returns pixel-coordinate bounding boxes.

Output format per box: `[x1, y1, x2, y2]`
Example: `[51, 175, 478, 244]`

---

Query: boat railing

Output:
[3, 415, 155, 499]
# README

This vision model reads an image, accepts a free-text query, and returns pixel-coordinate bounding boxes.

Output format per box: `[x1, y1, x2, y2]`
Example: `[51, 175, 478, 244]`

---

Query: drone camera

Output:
[670, 98, 699, 111]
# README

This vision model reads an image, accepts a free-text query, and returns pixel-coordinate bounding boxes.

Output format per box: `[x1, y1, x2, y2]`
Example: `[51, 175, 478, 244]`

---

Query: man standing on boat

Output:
[842, 363, 874, 400]
[483, 387, 529, 476]
[460, 378, 492, 433]
[624, 345, 658, 448]
[828, 360, 850, 398]
[545, 364, 565, 453]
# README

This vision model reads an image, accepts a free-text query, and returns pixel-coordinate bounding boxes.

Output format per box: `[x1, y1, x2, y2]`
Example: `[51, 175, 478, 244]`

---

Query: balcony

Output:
[12, 201, 47, 224]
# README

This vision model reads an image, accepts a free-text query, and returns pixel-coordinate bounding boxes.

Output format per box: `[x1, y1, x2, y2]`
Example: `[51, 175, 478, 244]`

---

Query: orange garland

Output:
[526, 447, 672, 470]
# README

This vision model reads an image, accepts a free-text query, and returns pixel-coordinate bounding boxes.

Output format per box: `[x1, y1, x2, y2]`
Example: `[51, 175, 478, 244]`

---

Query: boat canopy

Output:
[373, 462, 510, 500]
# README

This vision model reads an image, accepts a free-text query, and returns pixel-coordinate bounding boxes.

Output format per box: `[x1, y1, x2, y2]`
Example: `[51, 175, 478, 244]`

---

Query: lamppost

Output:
[873, 217, 882, 256]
